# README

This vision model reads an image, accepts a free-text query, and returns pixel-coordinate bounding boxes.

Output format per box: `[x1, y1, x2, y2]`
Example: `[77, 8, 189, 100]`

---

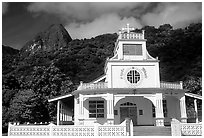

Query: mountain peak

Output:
[21, 24, 72, 56]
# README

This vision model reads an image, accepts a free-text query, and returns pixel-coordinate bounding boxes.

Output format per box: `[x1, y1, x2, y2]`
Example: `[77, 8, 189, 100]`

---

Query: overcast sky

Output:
[2, 2, 202, 49]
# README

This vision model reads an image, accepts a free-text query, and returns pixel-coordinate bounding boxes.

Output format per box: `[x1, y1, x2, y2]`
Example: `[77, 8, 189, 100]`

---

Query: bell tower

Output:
[105, 24, 160, 88]
[112, 23, 155, 61]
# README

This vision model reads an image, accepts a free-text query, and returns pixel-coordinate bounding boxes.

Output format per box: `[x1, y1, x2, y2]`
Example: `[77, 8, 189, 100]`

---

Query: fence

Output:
[8, 119, 133, 136]
[171, 118, 202, 136]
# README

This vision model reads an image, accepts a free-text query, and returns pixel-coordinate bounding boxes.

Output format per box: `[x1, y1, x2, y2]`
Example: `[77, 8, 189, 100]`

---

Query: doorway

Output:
[120, 102, 137, 126]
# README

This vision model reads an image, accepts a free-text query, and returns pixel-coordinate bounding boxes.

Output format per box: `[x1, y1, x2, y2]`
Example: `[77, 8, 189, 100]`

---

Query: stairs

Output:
[133, 126, 172, 136]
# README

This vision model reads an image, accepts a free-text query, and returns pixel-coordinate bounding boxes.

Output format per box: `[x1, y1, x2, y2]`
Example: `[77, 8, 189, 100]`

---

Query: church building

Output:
[48, 24, 188, 127]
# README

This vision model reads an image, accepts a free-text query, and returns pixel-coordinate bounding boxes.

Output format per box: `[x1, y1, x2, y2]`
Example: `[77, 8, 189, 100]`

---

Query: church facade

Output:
[49, 24, 187, 127]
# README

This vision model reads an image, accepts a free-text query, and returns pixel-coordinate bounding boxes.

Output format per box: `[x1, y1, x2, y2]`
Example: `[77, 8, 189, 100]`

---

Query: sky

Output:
[2, 2, 202, 49]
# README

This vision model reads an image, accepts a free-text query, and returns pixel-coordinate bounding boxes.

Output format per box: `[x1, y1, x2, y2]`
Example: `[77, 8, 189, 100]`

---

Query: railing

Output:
[78, 81, 183, 90]
[8, 120, 131, 136]
[118, 32, 144, 40]
[171, 118, 202, 136]
[77, 82, 108, 90]
[160, 81, 183, 89]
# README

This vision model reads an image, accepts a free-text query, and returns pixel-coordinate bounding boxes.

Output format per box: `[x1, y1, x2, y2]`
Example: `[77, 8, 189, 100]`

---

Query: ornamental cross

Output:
[122, 24, 135, 33]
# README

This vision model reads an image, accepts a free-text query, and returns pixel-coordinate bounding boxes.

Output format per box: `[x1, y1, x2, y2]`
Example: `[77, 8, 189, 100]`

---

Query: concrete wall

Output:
[83, 97, 108, 125]
[107, 62, 160, 88]
[164, 96, 181, 125]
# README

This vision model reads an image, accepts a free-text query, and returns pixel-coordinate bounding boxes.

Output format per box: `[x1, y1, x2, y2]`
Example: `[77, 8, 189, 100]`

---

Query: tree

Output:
[9, 90, 49, 123]
[183, 76, 202, 95]
[18, 63, 75, 121]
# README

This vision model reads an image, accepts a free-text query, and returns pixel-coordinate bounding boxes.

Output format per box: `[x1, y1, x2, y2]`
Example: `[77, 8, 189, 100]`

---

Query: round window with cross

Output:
[127, 70, 140, 83]
[125, 67, 143, 86]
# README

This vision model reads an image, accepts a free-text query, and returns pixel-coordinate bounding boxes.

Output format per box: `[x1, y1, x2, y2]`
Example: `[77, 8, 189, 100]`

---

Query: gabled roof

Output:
[48, 94, 73, 102]
[90, 74, 106, 83]
[185, 93, 202, 100]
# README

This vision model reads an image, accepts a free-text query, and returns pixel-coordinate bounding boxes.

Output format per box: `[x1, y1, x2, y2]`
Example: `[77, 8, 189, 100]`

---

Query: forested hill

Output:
[2, 23, 202, 133]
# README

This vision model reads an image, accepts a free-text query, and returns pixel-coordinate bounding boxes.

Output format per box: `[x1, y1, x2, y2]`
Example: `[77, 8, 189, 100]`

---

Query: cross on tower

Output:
[122, 24, 135, 33]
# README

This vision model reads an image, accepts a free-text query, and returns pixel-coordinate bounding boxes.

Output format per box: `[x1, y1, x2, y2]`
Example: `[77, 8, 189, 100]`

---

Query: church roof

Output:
[185, 93, 202, 100]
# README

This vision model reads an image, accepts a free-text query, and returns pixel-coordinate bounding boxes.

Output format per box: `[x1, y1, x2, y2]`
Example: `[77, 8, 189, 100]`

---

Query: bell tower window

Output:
[123, 44, 142, 56]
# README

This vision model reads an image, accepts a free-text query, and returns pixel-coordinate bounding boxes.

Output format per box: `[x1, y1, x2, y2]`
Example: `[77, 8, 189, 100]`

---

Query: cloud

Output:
[27, 2, 148, 22]
[2, 2, 9, 15]
[66, 13, 142, 39]
[141, 3, 202, 28]
[27, 2, 202, 39]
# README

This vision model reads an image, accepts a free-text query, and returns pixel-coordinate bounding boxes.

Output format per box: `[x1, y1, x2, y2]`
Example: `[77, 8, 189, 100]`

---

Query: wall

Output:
[75, 97, 108, 125]
[107, 62, 160, 88]
[164, 96, 181, 124]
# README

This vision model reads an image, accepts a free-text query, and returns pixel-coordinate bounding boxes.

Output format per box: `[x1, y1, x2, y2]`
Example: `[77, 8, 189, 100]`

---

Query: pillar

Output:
[79, 94, 84, 125]
[180, 95, 187, 123]
[194, 99, 198, 123]
[106, 93, 114, 125]
[65, 110, 68, 121]
[155, 93, 164, 126]
[57, 100, 61, 125]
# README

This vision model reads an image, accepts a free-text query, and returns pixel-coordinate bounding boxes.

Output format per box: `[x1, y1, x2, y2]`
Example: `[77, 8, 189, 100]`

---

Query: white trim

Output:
[48, 94, 73, 102]
[83, 94, 108, 98]
[91, 75, 106, 83]
[185, 93, 202, 100]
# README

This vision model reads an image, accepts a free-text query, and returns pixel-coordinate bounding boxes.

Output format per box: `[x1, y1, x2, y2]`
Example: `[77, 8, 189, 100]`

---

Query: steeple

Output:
[111, 24, 155, 61]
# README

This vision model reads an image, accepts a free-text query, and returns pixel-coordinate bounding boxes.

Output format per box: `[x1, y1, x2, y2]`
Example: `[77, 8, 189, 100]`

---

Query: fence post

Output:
[94, 122, 98, 136]
[129, 120, 133, 136]
[7, 122, 12, 136]
[125, 118, 131, 136]
[49, 122, 55, 136]
[171, 118, 181, 136]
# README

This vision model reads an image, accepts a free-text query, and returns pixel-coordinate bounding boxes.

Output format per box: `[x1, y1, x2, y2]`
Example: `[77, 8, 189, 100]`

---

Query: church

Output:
[48, 24, 188, 127]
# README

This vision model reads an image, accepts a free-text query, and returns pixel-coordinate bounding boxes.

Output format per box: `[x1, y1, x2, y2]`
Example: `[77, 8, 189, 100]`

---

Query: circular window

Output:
[127, 69, 141, 84]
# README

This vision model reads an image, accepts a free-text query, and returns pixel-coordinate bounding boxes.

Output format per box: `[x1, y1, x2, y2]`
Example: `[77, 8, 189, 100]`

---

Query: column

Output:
[60, 103, 63, 124]
[65, 110, 68, 121]
[106, 93, 114, 125]
[194, 99, 198, 123]
[79, 94, 84, 125]
[155, 93, 164, 126]
[180, 95, 187, 123]
[57, 100, 61, 125]
[63, 106, 65, 122]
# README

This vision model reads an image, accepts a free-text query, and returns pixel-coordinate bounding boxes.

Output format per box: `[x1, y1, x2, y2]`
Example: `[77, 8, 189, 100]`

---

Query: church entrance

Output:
[120, 102, 137, 126]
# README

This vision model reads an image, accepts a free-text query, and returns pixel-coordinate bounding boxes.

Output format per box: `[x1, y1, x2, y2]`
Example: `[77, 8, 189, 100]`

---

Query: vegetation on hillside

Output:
[2, 23, 202, 133]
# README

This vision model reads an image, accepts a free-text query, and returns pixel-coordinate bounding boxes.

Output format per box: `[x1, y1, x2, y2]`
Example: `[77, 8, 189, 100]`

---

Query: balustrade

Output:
[160, 81, 182, 89]
[78, 81, 183, 90]
[78, 82, 108, 90]
[118, 33, 144, 40]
